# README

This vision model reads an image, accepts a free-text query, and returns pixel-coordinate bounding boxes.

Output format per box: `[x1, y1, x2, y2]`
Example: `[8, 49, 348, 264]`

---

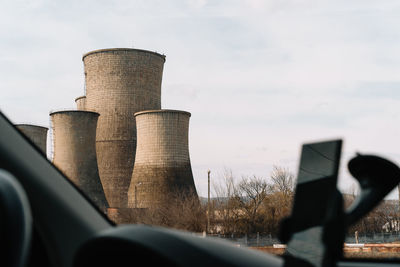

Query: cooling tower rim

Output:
[74, 95, 86, 102]
[49, 110, 99, 117]
[82, 48, 166, 62]
[134, 109, 191, 117]
[15, 123, 48, 130]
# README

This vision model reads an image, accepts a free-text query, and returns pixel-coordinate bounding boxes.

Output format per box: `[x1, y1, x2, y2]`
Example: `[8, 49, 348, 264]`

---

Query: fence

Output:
[345, 232, 400, 244]
[208, 233, 279, 247]
[210, 232, 400, 247]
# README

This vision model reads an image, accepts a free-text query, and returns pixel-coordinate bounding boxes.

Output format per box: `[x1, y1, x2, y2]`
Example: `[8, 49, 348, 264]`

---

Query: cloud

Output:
[1, 0, 400, 197]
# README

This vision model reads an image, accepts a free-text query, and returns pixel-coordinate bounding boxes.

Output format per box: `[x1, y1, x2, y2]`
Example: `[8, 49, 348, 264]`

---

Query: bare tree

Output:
[211, 166, 296, 235]
[213, 168, 236, 203]
[235, 175, 269, 233]
[156, 190, 206, 232]
[119, 166, 298, 236]
[262, 166, 295, 234]
[118, 189, 206, 233]
[211, 170, 269, 234]
[212, 169, 242, 234]
[270, 165, 294, 197]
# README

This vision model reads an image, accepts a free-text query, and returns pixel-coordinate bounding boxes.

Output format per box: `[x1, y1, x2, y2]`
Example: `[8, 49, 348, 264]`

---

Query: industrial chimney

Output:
[50, 110, 108, 211]
[15, 124, 48, 155]
[128, 110, 198, 209]
[83, 48, 166, 209]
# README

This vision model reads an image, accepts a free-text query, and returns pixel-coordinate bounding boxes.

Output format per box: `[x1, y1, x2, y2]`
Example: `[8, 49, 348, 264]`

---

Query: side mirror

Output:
[346, 154, 400, 225]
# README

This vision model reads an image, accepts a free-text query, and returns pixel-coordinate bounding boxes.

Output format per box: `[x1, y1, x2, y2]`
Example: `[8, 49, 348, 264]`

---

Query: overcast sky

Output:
[1, 0, 400, 197]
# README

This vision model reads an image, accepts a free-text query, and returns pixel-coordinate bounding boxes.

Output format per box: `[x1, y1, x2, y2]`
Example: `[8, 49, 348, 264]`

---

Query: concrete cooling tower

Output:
[15, 124, 48, 154]
[50, 110, 108, 211]
[75, 96, 86, 110]
[128, 110, 198, 209]
[83, 48, 166, 209]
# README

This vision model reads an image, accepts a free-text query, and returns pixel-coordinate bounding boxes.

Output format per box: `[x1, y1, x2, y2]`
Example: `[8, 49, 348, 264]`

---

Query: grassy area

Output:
[252, 246, 400, 259]
[344, 251, 400, 259]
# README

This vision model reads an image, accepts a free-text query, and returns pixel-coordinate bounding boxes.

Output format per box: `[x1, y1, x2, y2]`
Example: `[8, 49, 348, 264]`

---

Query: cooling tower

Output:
[75, 96, 86, 110]
[15, 124, 48, 154]
[83, 48, 166, 208]
[50, 110, 108, 211]
[128, 110, 198, 209]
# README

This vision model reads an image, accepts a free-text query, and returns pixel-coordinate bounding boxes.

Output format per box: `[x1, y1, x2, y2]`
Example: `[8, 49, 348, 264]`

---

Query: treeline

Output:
[209, 166, 294, 235]
[116, 166, 398, 237]
[344, 193, 400, 235]
[119, 165, 295, 236]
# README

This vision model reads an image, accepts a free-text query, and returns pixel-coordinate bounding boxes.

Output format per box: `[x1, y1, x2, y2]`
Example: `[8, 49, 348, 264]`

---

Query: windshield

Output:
[2, 0, 400, 261]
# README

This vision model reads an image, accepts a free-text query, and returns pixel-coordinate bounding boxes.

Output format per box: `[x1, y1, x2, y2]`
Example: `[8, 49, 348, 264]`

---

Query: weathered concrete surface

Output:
[50, 110, 108, 211]
[15, 124, 48, 154]
[128, 110, 198, 208]
[75, 95, 86, 110]
[106, 207, 145, 224]
[83, 48, 165, 208]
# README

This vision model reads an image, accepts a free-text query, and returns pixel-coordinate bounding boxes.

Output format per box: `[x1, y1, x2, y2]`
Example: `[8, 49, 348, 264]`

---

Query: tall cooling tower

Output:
[83, 48, 166, 208]
[128, 110, 198, 209]
[75, 96, 86, 110]
[15, 124, 48, 154]
[50, 110, 108, 211]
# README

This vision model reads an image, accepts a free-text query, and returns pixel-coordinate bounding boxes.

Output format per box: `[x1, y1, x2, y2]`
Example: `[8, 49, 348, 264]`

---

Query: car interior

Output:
[1, 110, 400, 267]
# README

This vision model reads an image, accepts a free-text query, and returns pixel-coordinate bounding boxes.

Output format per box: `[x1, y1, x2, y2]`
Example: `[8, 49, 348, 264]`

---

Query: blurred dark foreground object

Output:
[279, 140, 400, 267]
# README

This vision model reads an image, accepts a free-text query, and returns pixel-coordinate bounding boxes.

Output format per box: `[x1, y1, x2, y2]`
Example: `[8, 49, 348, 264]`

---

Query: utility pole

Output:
[207, 170, 211, 234]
